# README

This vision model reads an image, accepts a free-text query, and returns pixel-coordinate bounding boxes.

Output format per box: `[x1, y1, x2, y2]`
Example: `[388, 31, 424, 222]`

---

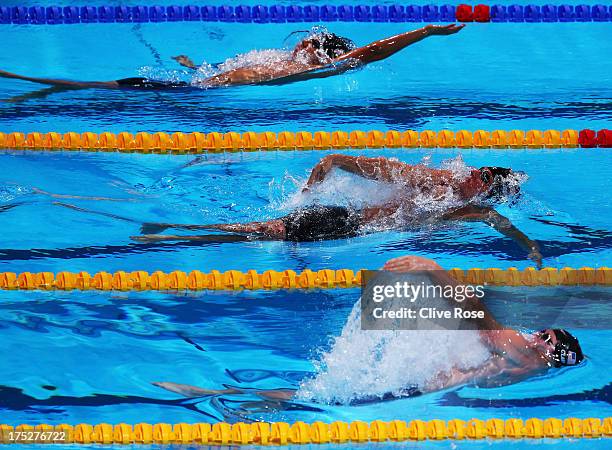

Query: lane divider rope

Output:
[1, 267, 610, 291]
[1, 418, 610, 444]
[1, 4, 611, 25]
[1, 129, 611, 153]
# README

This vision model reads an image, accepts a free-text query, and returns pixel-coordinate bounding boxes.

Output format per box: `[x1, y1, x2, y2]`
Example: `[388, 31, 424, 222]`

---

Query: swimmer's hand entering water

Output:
[528, 247, 543, 269]
[443, 205, 543, 269]
[172, 55, 198, 70]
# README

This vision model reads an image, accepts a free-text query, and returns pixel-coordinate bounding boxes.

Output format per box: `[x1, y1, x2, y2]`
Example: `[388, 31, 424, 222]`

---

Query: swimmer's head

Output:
[293, 32, 355, 61]
[536, 328, 584, 367]
[478, 166, 523, 202]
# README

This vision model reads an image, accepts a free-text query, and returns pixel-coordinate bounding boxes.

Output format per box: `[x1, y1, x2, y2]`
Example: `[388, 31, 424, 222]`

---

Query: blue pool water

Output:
[1, 2, 611, 448]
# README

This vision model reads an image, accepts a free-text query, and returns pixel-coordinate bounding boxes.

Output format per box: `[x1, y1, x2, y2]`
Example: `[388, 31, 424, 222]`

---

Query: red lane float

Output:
[457, 4, 491, 22]
[474, 4, 491, 22]
[578, 129, 597, 148]
[456, 4, 474, 22]
[596, 129, 612, 148]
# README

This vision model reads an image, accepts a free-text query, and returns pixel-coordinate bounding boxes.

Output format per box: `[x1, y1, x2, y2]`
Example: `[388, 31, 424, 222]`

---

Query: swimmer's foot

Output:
[152, 381, 243, 398]
[140, 222, 172, 234]
[140, 222, 225, 234]
[131, 234, 184, 242]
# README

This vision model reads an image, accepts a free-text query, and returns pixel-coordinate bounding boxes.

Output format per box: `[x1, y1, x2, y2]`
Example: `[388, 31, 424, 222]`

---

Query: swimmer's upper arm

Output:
[473, 364, 539, 388]
[336, 45, 381, 64]
[480, 329, 537, 366]
[331, 155, 408, 182]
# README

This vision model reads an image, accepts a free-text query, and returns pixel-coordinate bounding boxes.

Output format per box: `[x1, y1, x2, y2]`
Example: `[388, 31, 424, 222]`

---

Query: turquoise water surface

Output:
[0, 2, 611, 448]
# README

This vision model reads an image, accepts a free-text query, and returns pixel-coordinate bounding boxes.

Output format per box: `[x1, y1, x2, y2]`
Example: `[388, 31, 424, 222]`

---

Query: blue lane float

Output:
[0, 4, 611, 25]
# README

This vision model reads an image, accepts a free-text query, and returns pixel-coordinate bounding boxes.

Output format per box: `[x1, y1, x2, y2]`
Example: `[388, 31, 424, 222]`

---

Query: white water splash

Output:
[296, 300, 491, 404]
[140, 25, 357, 87]
[270, 155, 520, 229]
[276, 171, 399, 212]
[136, 66, 191, 83]
[0, 183, 32, 202]
[218, 49, 291, 72]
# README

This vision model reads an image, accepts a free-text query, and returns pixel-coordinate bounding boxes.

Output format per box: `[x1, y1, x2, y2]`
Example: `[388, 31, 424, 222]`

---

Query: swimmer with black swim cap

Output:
[152, 255, 584, 406]
[291, 31, 356, 61]
[536, 328, 584, 367]
[132, 155, 542, 267]
[479, 166, 523, 200]
[1, 24, 464, 91]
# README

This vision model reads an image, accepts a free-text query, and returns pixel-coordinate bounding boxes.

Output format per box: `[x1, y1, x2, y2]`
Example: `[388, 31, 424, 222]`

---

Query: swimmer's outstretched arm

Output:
[303, 154, 410, 190]
[424, 356, 541, 392]
[336, 24, 465, 65]
[383, 255, 543, 373]
[0, 69, 120, 89]
[382, 255, 501, 330]
[442, 205, 543, 268]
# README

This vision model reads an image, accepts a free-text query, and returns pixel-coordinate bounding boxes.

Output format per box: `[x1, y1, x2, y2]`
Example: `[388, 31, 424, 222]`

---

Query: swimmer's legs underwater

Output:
[136, 219, 286, 241]
[50, 202, 377, 243]
[0, 69, 121, 89]
[48, 202, 261, 243]
[134, 206, 367, 242]
[152, 381, 421, 406]
[0, 69, 189, 90]
[153, 382, 296, 401]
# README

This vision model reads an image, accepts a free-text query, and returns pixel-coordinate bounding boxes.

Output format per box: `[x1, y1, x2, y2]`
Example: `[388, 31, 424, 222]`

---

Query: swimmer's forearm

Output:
[341, 25, 463, 64]
[454, 207, 541, 266]
[304, 154, 360, 187]
[329, 155, 406, 182]
[342, 27, 431, 63]
[486, 213, 541, 258]
[305, 154, 407, 189]
[506, 227, 539, 253]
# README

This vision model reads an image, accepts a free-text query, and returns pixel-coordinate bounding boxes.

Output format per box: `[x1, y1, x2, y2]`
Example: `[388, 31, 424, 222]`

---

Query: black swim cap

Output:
[540, 329, 584, 367]
[479, 166, 521, 201]
[312, 33, 355, 58]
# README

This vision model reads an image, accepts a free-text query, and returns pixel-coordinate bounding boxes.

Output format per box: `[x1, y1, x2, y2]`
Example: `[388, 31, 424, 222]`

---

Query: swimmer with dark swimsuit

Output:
[152, 255, 584, 407]
[133, 155, 543, 267]
[0, 24, 464, 92]
[134, 204, 387, 242]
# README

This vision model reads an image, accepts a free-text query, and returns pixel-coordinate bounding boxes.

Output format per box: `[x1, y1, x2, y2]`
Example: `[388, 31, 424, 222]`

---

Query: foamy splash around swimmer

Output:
[270, 155, 527, 232]
[140, 26, 356, 87]
[296, 300, 491, 404]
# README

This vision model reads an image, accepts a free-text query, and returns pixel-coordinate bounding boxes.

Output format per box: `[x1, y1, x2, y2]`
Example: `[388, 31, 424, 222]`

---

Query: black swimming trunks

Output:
[347, 386, 422, 406]
[116, 77, 189, 90]
[281, 206, 362, 242]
